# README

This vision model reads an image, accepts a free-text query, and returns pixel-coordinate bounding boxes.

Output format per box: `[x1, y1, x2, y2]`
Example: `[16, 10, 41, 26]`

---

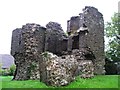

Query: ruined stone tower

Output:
[45, 22, 67, 55]
[11, 6, 105, 86]
[67, 6, 105, 74]
[11, 24, 46, 80]
[11, 22, 67, 80]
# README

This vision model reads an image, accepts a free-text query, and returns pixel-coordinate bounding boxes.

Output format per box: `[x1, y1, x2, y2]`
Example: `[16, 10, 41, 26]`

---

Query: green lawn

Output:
[0, 75, 119, 88]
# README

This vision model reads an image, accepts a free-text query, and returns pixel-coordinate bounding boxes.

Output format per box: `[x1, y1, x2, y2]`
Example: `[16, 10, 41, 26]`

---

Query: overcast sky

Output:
[0, 0, 119, 54]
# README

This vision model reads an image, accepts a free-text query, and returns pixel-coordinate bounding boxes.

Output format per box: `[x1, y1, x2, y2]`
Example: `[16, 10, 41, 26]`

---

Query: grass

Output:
[0, 75, 119, 88]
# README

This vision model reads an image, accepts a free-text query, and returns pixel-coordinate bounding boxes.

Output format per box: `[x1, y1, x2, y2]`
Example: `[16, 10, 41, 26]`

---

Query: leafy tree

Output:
[105, 13, 120, 62]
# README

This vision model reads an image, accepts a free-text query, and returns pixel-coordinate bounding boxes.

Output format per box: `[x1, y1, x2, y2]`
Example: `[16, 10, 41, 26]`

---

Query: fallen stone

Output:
[40, 52, 78, 87]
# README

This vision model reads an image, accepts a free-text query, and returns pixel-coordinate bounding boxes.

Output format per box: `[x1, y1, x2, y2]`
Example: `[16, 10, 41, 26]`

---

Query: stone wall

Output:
[11, 23, 46, 80]
[67, 6, 105, 74]
[11, 6, 105, 86]
[83, 6, 105, 74]
[11, 22, 68, 80]
[70, 49, 95, 77]
[45, 22, 68, 55]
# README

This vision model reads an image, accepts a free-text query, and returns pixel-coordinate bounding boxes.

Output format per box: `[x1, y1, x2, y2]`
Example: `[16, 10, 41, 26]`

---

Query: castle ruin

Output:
[11, 6, 105, 86]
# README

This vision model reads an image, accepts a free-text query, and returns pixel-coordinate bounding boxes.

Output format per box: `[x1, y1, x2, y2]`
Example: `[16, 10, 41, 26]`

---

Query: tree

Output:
[105, 13, 120, 62]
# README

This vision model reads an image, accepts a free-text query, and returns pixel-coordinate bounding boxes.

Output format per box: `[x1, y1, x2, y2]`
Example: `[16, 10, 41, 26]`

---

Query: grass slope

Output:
[0, 75, 119, 88]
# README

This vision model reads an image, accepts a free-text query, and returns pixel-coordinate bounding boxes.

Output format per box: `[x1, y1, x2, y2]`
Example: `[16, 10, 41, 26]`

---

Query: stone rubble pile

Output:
[70, 49, 95, 77]
[40, 52, 78, 86]
[40, 50, 95, 86]
[78, 60, 94, 78]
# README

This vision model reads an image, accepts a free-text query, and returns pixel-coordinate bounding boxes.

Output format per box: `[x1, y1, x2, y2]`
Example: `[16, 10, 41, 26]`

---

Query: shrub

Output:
[8, 64, 16, 76]
[0, 64, 16, 76]
[1, 69, 9, 76]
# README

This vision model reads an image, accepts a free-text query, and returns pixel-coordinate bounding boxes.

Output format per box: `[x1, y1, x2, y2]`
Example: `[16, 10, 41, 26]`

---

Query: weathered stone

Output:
[39, 50, 94, 86]
[78, 60, 94, 78]
[71, 49, 95, 62]
[11, 23, 46, 80]
[67, 6, 105, 74]
[40, 52, 78, 86]
[70, 49, 95, 77]
[83, 6, 105, 74]
[10, 6, 105, 87]
[45, 22, 68, 55]
[11, 28, 22, 56]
